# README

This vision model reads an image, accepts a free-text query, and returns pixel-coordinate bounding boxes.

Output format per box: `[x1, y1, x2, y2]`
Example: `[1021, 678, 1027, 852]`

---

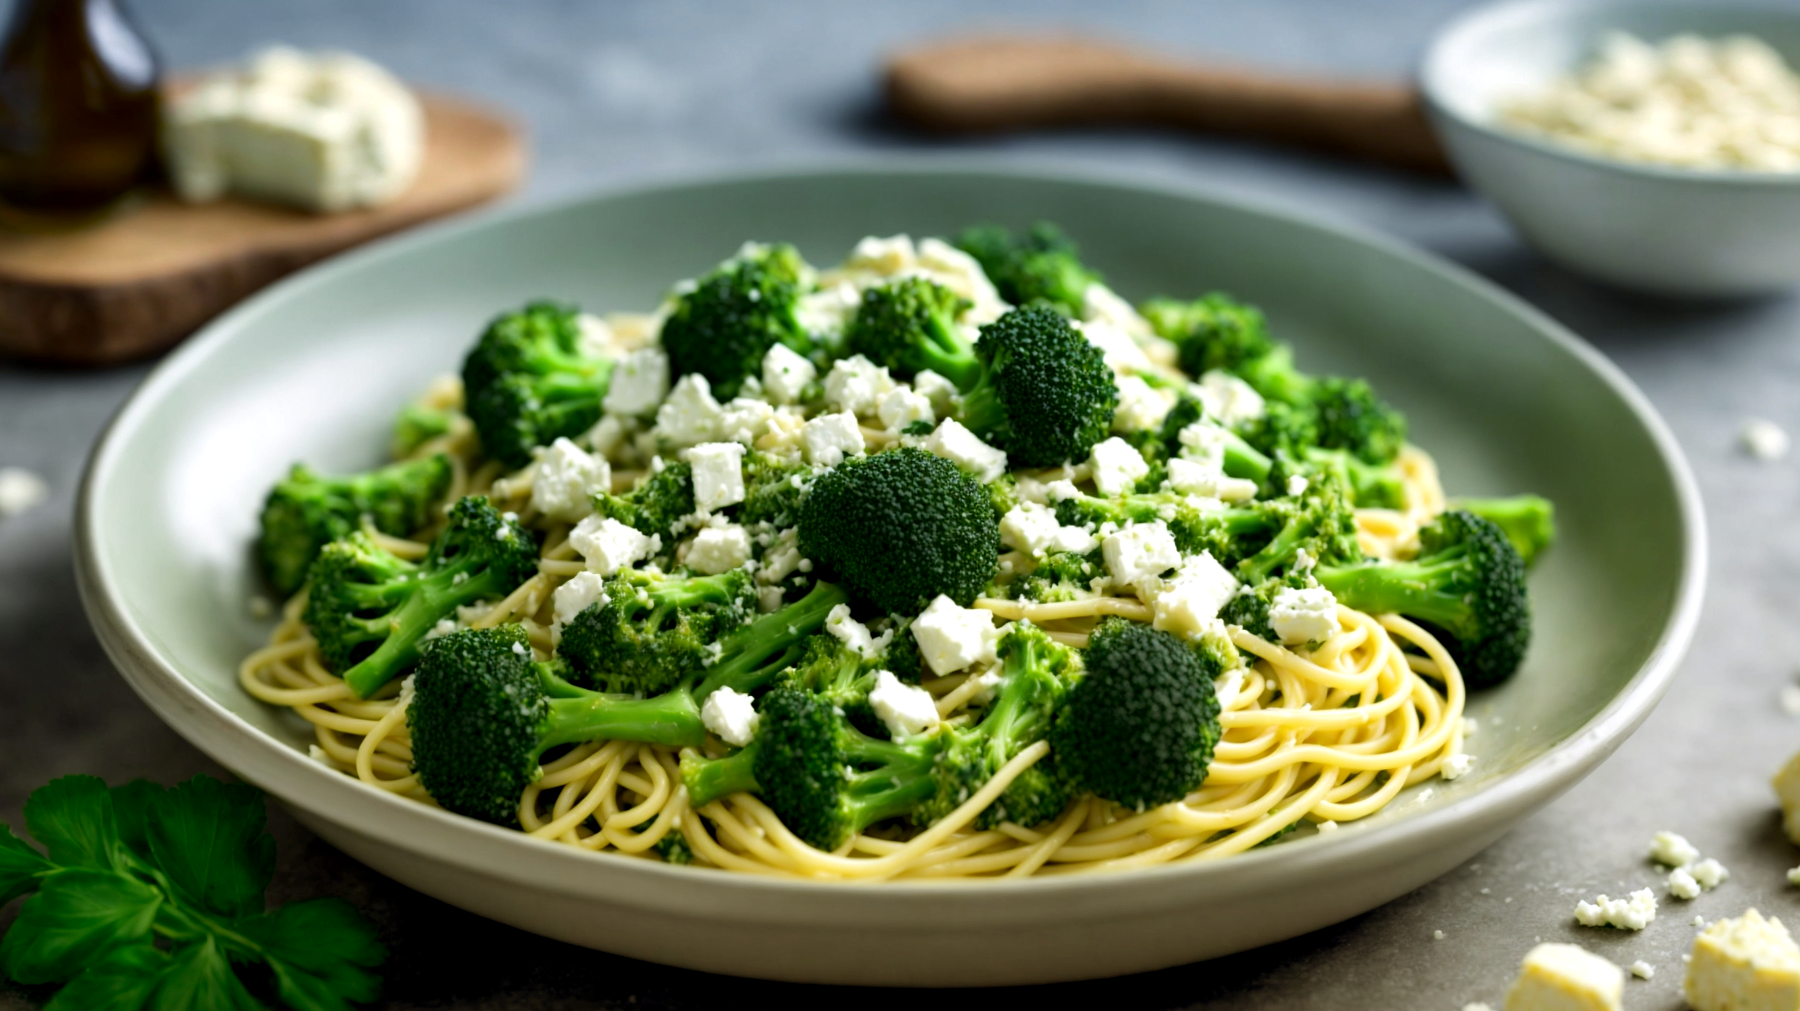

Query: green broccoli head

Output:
[659, 243, 810, 400]
[593, 462, 695, 546]
[462, 302, 614, 468]
[1141, 293, 1276, 377]
[954, 222, 1100, 316]
[1311, 377, 1407, 466]
[844, 277, 980, 388]
[557, 568, 756, 695]
[257, 453, 453, 597]
[798, 447, 1000, 615]
[958, 306, 1119, 468]
[739, 452, 818, 528]
[1052, 618, 1223, 810]
[392, 403, 456, 458]
[1011, 549, 1107, 604]
[1302, 447, 1407, 510]
[1234, 399, 1321, 463]
[1450, 495, 1556, 568]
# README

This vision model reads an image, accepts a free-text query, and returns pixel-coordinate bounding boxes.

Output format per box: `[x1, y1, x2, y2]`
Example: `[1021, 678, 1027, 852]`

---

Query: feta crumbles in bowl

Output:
[1422, 0, 1800, 295]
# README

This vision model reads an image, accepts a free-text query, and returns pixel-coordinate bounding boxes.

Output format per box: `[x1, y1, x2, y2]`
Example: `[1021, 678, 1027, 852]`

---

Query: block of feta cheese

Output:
[1082, 282, 1153, 339]
[762, 343, 817, 404]
[868, 670, 941, 740]
[550, 571, 609, 641]
[1113, 375, 1176, 434]
[1269, 586, 1341, 646]
[1152, 552, 1239, 639]
[911, 595, 1001, 676]
[925, 419, 1007, 483]
[877, 386, 934, 432]
[718, 397, 775, 445]
[916, 237, 1009, 324]
[1165, 457, 1258, 502]
[802, 410, 865, 466]
[654, 374, 723, 446]
[701, 686, 760, 747]
[1102, 521, 1181, 598]
[826, 604, 892, 658]
[998, 501, 1098, 559]
[569, 516, 656, 575]
[1772, 749, 1800, 844]
[530, 438, 609, 522]
[162, 47, 424, 213]
[1504, 943, 1623, 1011]
[686, 524, 750, 575]
[1074, 318, 1155, 374]
[1685, 909, 1800, 1011]
[911, 369, 961, 417]
[824, 355, 895, 417]
[1089, 437, 1150, 496]
[685, 442, 747, 513]
[603, 347, 671, 417]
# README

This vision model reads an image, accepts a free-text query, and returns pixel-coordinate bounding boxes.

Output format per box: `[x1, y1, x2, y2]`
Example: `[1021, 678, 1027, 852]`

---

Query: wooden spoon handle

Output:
[886, 37, 1449, 175]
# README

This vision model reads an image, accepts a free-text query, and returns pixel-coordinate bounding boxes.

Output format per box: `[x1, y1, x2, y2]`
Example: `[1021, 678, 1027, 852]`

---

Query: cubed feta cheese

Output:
[1196, 370, 1267, 426]
[925, 419, 1008, 483]
[911, 595, 1001, 675]
[1090, 437, 1150, 496]
[531, 437, 609, 522]
[1082, 282, 1153, 339]
[1574, 889, 1658, 931]
[1772, 749, 1800, 843]
[686, 524, 751, 574]
[1177, 419, 1233, 467]
[824, 355, 895, 416]
[1684, 909, 1800, 1011]
[826, 603, 892, 659]
[701, 686, 760, 747]
[1505, 943, 1624, 1011]
[1650, 830, 1701, 868]
[569, 516, 656, 575]
[654, 374, 723, 446]
[685, 442, 747, 513]
[1269, 586, 1341, 646]
[762, 343, 817, 404]
[586, 414, 629, 459]
[1075, 318, 1154, 373]
[877, 386, 934, 431]
[1166, 457, 1258, 502]
[551, 571, 610, 640]
[718, 397, 775, 445]
[802, 410, 866, 466]
[1152, 552, 1239, 638]
[603, 346, 671, 416]
[998, 501, 1097, 558]
[797, 281, 861, 338]
[911, 369, 961, 416]
[868, 669, 941, 740]
[1113, 375, 1176, 434]
[1102, 521, 1180, 597]
[917, 237, 1008, 324]
[1287, 474, 1309, 497]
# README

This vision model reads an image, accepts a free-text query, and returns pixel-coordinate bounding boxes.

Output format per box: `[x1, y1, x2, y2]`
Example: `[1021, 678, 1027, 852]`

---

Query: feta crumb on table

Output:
[531, 437, 609, 522]
[1434, 930, 1446, 940]
[1650, 830, 1701, 868]
[569, 515, 656, 575]
[1102, 521, 1180, 598]
[654, 374, 724, 446]
[1773, 748, 1800, 844]
[1089, 437, 1150, 496]
[1269, 586, 1340, 646]
[911, 595, 1000, 676]
[925, 419, 1008, 483]
[802, 410, 865, 466]
[1505, 942, 1624, 1011]
[1670, 868, 1703, 901]
[0, 467, 48, 517]
[604, 347, 671, 416]
[686, 524, 751, 575]
[1742, 418, 1791, 461]
[701, 686, 760, 747]
[1684, 908, 1800, 1011]
[1574, 888, 1657, 930]
[868, 670, 940, 740]
[762, 343, 816, 404]
[1692, 857, 1729, 890]
[685, 442, 747, 513]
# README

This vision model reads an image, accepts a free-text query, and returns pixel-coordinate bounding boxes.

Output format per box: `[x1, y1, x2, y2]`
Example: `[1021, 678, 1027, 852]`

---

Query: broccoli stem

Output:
[957, 375, 1008, 433]
[344, 564, 520, 698]
[1236, 511, 1325, 585]
[837, 736, 943, 831]
[540, 688, 705, 750]
[1449, 495, 1555, 566]
[1222, 436, 1273, 484]
[682, 743, 762, 808]
[1314, 555, 1469, 632]
[694, 581, 849, 701]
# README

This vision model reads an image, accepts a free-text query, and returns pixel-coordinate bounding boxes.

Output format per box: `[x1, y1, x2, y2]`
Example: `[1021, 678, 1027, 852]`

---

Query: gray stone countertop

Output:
[4, 0, 1799, 1007]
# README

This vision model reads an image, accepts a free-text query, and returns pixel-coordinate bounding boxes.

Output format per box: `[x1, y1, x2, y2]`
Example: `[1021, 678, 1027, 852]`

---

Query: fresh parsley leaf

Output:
[108, 780, 163, 864]
[152, 936, 261, 1011]
[42, 942, 168, 1011]
[146, 777, 275, 920]
[0, 822, 52, 906]
[0, 868, 161, 984]
[243, 899, 386, 1011]
[24, 776, 128, 873]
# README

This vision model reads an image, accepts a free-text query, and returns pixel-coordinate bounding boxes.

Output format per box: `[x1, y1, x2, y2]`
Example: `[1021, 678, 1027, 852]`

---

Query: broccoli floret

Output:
[1051, 618, 1223, 810]
[923, 623, 1077, 829]
[592, 462, 695, 545]
[462, 302, 614, 468]
[1151, 395, 1274, 484]
[739, 452, 817, 528]
[1141, 293, 1276, 378]
[1050, 490, 1283, 569]
[557, 569, 757, 695]
[1314, 510, 1530, 688]
[1234, 399, 1320, 463]
[659, 244, 809, 399]
[1301, 447, 1407, 510]
[654, 832, 694, 865]
[392, 402, 456, 458]
[408, 625, 713, 825]
[798, 447, 1000, 614]
[1231, 466, 1363, 584]
[954, 222, 1100, 316]
[304, 496, 539, 698]
[1450, 495, 1556, 567]
[957, 306, 1118, 468]
[1011, 549, 1107, 604]
[844, 277, 980, 388]
[257, 454, 453, 597]
[1311, 376, 1407, 465]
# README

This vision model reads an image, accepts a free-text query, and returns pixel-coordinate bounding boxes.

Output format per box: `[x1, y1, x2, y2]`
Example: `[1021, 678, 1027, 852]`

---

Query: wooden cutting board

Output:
[0, 91, 526, 366]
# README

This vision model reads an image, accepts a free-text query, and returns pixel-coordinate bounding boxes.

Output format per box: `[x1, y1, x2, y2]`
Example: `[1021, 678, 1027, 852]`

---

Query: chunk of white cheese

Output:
[911, 595, 1000, 676]
[1628, 960, 1654, 981]
[1269, 586, 1341, 646]
[1113, 375, 1176, 434]
[868, 670, 941, 740]
[1650, 830, 1701, 868]
[1165, 457, 1258, 502]
[1742, 418, 1791, 461]
[1773, 749, 1800, 844]
[877, 386, 934, 432]
[686, 524, 751, 575]
[1505, 943, 1624, 1011]
[1692, 858, 1729, 890]
[762, 343, 817, 404]
[653, 374, 724, 447]
[604, 347, 671, 417]
[911, 369, 961, 417]
[824, 355, 895, 417]
[802, 410, 865, 466]
[925, 419, 1008, 484]
[1670, 868, 1703, 901]
[1074, 318, 1155, 374]
[551, 571, 610, 641]
[1685, 909, 1800, 1011]
[796, 282, 861, 339]
[999, 502, 1098, 558]
[162, 46, 423, 213]
[569, 516, 657, 575]
[1089, 437, 1150, 496]
[1151, 552, 1239, 638]
[1441, 753, 1475, 780]
[1082, 282, 1153, 339]
[1102, 521, 1181, 597]
[685, 442, 747, 513]
[917, 237, 1009, 325]
[701, 687, 760, 747]
[531, 437, 609, 522]
[718, 397, 775, 445]
[1196, 370, 1267, 427]
[0, 467, 48, 517]
[826, 604, 892, 659]
[1573, 889, 1657, 931]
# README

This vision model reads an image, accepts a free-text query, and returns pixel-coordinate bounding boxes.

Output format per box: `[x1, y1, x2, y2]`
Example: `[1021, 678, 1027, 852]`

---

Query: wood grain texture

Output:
[886, 37, 1450, 175]
[0, 92, 526, 366]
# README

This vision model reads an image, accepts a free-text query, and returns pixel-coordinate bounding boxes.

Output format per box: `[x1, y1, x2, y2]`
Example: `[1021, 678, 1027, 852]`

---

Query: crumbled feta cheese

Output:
[0, 467, 48, 517]
[1650, 830, 1701, 868]
[802, 410, 865, 466]
[825, 604, 892, 658]
[587, 414, 628, 459]
[911, 595, 1001, 675]
[1434, 930, 1446, 940]
[796, 281, 860, 338]
[911, 369, 960, 416]
[869, 669, 941, 740]
[551, 571, 610, 639]
[1102, 521, 1181, 597]
[1165, 457, 1258, 502]
[757, 528, 805, 583]
[1177, 419, 1233, 467]
[925, 419, 1008, 483]
[1670, 868, 1702, 900]
[718, 397, 775, 445]
[762, 343, 817, 404]
[1461, 1003, 1491, 1011]
[685, 442, 747, 513]
[1742, 418, 1790, 461]
[824, 355, 895, 417]
[1152, 552, 1239, 638]
[1075, 318, 1155, 373]
[756, 585, 785, 613]
[1082, 282, 1153, 339]
[654, 374, 723, 446]
[1287, 474, 1309, 497]
[603, 346, 671, 416]
[1316, 820, 1339, 834]
[1442, 753, 1475, 780]
[1697, 916, 1710, 928]
[1628, 960, 1654, 981]
[1089, 437, 1150, 496]
[686, 524, 751, 575]
[1773, 749, 1800, 844]
[1692, 858, 1729, 890]
[569, 516, 657, 575]
[424, 617, 459, 641]
[998, 502, 1097, 558]
[1574, 888, 1657, 930]
[1685, 909, 1800, 1011]
[701, 686, 760, 747]
[968, 670, 1003, 706]
[1269, 586, 1341, 646]
[877, 386, 934, 431]
[1195, 370, 1267, 427]
[847, 234, 915, 275]
[1505, 943, 1624, 1011]
[531, 437, 609, 522]
[914, 237, 1008, 320]
[1112, 375, 1176, 434]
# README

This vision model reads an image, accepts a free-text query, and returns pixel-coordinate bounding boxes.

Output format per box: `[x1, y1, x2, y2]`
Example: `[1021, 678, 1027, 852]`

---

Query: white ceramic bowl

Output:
[1423, 0, 1800, 297]
[75, 165, 1705, 986]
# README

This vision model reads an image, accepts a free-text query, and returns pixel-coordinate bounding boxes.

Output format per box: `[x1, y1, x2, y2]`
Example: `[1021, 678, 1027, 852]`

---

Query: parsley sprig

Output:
[0, 775, 385, 1010]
